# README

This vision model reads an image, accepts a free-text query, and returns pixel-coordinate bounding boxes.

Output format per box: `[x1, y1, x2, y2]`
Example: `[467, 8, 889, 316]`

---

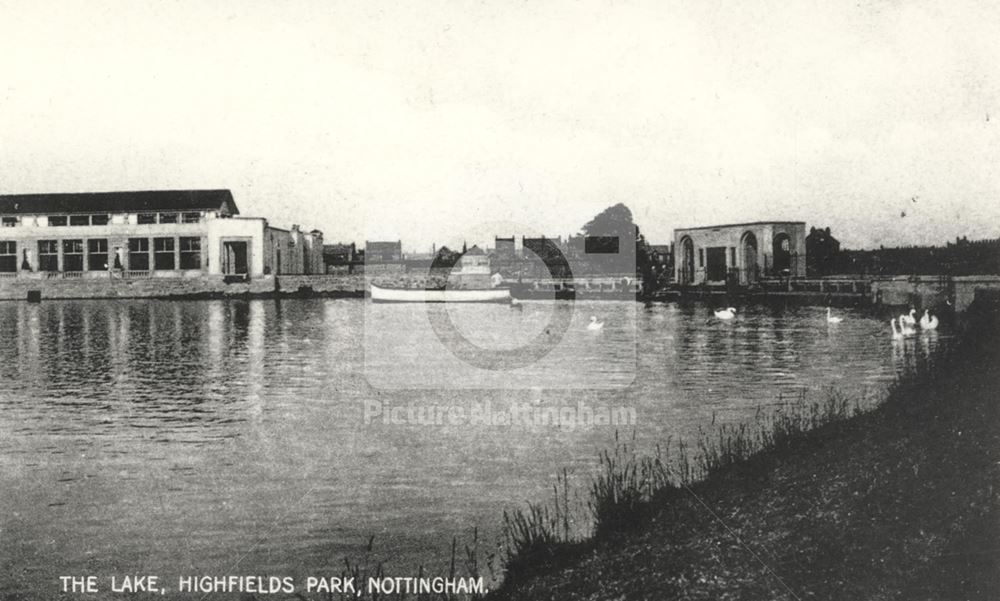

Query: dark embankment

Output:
[492, 305, 1000, 600]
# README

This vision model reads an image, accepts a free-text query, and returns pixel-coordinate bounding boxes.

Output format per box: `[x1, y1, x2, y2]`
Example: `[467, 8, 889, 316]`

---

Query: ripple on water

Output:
[0, 298, 951, 594]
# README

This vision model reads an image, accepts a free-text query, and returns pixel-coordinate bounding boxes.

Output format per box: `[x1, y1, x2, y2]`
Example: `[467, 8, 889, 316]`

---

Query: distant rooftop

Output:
[0, 189, 239, 215]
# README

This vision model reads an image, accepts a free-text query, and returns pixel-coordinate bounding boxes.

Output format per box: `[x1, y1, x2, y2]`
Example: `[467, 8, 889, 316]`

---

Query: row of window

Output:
[0, 238, 202, 272]
[0, 212, 202, 227]
[136, 213, 202, 225]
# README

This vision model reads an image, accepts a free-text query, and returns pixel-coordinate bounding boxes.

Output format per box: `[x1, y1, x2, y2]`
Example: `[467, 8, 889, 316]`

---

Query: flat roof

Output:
[675, 221, 805, 233]
[0, 189, 238, 215]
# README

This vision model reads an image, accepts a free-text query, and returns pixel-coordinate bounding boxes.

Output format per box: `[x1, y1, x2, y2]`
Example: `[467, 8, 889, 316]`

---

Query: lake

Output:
[0, 299, 949, 597]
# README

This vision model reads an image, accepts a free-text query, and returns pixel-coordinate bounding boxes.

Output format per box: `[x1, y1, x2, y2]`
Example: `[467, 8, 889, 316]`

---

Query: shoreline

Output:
[487, 302, 1000, 599]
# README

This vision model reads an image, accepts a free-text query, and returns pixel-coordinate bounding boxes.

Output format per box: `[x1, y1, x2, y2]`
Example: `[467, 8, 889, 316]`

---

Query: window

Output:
[91, 214, 110, 226]
[128, 238, 149, 270]
[182, 212, 201, 223]
[63, 240, 84, 271]
[69, 215, 90, 226]
[179, 237, 201, 270]
[48, 216, 67, 227]
[698, 248, 704, 267]
[2, 217, 17, 227]
[154, 237, 175, 270]
[137, 213, 156, 225]
[0, 241, 15, 272]
[88, 239, 109, 271]
[730, 247, 736, 266]
[38, 240, 59, 271]
[158, 213, 178, 224]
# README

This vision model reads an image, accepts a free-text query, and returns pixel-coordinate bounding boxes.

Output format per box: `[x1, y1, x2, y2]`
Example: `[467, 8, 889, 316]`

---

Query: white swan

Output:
[889, 319, 903, 340]
[826, 307, 843, 324]
[900, 308, 917, 327]
[919, 309, 938, 330]
[714, 307, 736, 320]
[587, 315, 604, 330]
[891, 316, 917, 339]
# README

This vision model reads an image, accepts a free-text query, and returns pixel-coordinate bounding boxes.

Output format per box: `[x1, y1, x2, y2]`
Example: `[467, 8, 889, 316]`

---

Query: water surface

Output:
[0, 299, 948, 596]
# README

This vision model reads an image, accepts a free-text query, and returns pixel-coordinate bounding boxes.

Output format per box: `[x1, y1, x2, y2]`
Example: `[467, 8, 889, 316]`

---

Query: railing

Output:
[0, 270, 165, 280]
[762, 253, 804, 277]
[759, 278, 871, 295]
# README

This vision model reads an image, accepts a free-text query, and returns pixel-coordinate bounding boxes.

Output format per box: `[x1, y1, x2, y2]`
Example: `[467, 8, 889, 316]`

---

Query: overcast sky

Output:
[1, 0, 997, 251]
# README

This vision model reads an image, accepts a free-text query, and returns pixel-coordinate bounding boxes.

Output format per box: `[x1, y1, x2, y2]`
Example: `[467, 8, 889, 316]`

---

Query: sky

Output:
[0, 0, 998, 252]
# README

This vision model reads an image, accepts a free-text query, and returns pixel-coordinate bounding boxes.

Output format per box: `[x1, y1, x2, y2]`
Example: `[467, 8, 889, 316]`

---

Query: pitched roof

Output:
[0, 189, 238, 215]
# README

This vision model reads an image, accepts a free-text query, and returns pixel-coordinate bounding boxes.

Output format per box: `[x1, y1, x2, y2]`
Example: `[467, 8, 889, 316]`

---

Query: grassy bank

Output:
[491, 309, 1000, 600]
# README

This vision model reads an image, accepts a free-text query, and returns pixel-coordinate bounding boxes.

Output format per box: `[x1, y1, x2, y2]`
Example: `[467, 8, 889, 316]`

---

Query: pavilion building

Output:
[0, 189, 323, 280]
[673, 221, 807, 286]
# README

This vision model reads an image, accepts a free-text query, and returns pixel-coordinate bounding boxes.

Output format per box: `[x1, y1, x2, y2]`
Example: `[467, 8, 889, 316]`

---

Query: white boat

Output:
[370, 283, 511, 303]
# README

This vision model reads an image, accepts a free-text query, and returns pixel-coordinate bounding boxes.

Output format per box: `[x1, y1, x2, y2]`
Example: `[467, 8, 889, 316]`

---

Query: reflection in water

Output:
[0, 299, 953, 599]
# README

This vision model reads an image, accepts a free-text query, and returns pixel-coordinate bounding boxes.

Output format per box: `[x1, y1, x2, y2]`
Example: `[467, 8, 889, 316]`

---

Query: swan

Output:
[587, 315, 604, 330]
[826, 307, 843, 324]
[891, 316, 917, 339]
[900, 308, 917, 327]
[889, 318, 903, 340]
[919, 309, 938, 330]
[714, 307, 736, 320]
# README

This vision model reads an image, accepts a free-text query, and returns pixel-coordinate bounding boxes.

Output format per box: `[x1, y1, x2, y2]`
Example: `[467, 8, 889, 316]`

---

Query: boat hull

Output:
[370, 283, 511, 303]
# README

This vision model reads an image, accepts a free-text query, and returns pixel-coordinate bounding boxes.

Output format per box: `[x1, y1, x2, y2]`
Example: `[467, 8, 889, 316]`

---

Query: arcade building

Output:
[673, 221, 807, 286]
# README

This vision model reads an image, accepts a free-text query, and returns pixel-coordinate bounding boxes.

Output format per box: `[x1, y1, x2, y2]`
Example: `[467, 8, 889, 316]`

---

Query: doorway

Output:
[772, 233, 791, 274]
[679, 237, 695, 285]
[706, 247, 727, 282]
[741, 232, 758, 285]
[222, 241, 249, 276]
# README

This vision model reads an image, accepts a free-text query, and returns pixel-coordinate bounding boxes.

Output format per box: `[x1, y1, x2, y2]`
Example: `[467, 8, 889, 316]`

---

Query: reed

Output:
[588, 432, 673, 538]
[497, 384, 883, 585]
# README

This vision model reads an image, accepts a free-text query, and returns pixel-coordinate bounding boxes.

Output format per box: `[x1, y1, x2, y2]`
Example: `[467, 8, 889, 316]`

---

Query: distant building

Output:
[453, 245, 491, 288]
[834, 237, 1000, 276]
[324, 242, 356, 263]
[673, 221, 806, 286]
[647, 243, 673, 284]
[0, 189, 322, 279]
[494, 236, 516, 258]
[522, 235, 563, 259]
[806, 227, 840, 276]
[648, 244, 672, 266]
[365, 240, 402, 262]
[364, 240, 404, 273]
[323, 242, 357, 274]
[521, 236, 572, 278]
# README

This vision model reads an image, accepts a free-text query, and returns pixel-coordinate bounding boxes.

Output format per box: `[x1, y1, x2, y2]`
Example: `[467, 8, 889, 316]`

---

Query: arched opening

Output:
[741, 232, 758, 284]
[680, 236, 695, 285]
[772, 233, 791, 274]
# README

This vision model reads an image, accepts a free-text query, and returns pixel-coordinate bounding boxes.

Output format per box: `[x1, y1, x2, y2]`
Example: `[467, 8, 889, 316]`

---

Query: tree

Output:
[581, 203, 637, 240]
[431, 245, 460, 268]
